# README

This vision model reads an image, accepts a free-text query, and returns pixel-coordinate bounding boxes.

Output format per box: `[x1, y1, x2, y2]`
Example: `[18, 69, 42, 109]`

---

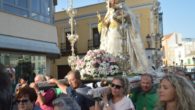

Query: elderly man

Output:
[131, 74, 158, 110]
[30, 74, 56, 110]
[49, 70, 94, 110]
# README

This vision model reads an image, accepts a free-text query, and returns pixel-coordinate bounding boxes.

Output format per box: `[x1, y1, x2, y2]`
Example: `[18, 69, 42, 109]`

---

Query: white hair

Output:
[53, 94, 81, 110]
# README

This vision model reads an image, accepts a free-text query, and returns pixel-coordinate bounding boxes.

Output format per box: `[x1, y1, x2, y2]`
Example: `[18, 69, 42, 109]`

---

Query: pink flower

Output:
[96, 59, 101, 64]
[110, 57, 116, 62]
[75, 49, 119, 79]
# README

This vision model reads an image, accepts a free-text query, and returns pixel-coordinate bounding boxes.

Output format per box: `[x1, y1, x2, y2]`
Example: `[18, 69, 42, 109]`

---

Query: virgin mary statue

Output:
[97, 0, 152, 73]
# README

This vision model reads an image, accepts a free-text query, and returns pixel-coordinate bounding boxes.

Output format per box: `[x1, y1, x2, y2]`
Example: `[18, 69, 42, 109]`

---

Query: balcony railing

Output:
[60, 43, 71, 56]
[60, 42, 78, 56]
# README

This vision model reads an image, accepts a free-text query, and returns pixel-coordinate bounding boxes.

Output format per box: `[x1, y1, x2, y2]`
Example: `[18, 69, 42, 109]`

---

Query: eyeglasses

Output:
[111, 83, 122, 89]
[16, 99, 29, 104]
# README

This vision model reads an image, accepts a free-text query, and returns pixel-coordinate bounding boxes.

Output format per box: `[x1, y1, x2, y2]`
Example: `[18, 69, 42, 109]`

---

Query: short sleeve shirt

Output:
[103, 96, 135, 110]
[36, 89, 56, 110]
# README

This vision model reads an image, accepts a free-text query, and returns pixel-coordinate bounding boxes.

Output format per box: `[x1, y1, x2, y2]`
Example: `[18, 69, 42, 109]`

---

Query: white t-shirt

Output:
[103, 96, 135, 110]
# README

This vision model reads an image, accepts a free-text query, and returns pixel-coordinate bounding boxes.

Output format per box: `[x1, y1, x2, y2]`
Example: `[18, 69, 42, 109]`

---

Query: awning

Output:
[0, 34, 60, 56]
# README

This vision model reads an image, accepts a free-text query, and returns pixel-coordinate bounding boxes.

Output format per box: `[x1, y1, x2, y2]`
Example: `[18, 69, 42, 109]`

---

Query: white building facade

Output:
[0, 0, 59, 82]
[182, 38, 195, 72]
[162, 32, 195, 72]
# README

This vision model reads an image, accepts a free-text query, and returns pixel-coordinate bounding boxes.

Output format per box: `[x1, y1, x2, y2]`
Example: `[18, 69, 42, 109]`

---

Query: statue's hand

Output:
[97, 11, 102, 21]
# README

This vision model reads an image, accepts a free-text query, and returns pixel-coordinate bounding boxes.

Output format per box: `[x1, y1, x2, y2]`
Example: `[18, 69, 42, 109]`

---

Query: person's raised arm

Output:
[97, 11, 104, 34]
[30, 82, 45, 105]
[97, 11, 102, 22]
[49, 78, 68, 94]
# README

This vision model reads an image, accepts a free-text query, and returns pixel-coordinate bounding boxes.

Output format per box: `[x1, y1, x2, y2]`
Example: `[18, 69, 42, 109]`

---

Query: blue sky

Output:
[56, 0, 195, 38]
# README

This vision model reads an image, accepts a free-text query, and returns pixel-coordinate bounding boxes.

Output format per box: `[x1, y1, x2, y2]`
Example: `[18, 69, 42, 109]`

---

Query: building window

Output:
[2, 0, 54, 24]
[31, 0, 40, 13]
[4, 0, 14, 4]
[0, 52, 46, 82]
[92, 27, 100, 48]
[41, 0, 51, 16]
[0, 0, 2, 8]
[188, 59, 191, 65]
[65, 31, 71, 51]
[159, 12, 163, 35]
[31, 0, 51, 23]
[3, 5, 28, 17]
[60, 31, 72, 55]
[16, 0, 28, 8]
[3, 0, 28, 17]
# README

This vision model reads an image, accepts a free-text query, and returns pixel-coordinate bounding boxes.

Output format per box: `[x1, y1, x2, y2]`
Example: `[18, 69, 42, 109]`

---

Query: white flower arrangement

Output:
[68, 55, 79, 70]
[75, 49, 120, 79]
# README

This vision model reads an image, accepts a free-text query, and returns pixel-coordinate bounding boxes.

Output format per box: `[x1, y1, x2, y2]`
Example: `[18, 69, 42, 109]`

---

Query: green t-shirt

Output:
[55, 88, 63, 96]
[130, 87, 158, 110]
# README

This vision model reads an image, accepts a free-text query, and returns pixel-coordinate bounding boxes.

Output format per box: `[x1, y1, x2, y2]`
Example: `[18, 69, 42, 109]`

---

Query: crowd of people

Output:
[1, 62, 195, 110]
[1, 0, 195, 110]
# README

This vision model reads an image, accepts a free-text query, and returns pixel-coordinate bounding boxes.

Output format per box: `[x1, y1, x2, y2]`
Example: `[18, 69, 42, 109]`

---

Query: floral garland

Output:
[75, 49, 120, 79]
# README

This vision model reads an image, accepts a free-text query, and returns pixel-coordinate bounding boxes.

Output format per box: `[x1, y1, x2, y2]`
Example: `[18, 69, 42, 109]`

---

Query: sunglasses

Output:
[111, 83, 122, 89]
[16, 99, 29, 104]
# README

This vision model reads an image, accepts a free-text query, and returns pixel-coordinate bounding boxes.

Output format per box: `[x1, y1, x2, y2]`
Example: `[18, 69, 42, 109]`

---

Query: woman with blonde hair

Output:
[94, 76, 134, 110]
[156, 74, 195, 110]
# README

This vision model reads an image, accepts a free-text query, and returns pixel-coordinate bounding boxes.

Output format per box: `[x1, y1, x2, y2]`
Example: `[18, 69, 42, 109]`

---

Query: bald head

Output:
[34, 74, 46, 83]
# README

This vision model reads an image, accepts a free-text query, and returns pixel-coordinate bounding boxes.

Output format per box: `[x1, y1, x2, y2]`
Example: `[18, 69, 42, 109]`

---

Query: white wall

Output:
[0, 12, 58, 44]
[174, 46, 185, 66]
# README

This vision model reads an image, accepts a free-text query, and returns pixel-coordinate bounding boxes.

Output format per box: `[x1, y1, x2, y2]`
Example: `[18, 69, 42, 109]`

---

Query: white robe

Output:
[99, 3, 152, 73]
